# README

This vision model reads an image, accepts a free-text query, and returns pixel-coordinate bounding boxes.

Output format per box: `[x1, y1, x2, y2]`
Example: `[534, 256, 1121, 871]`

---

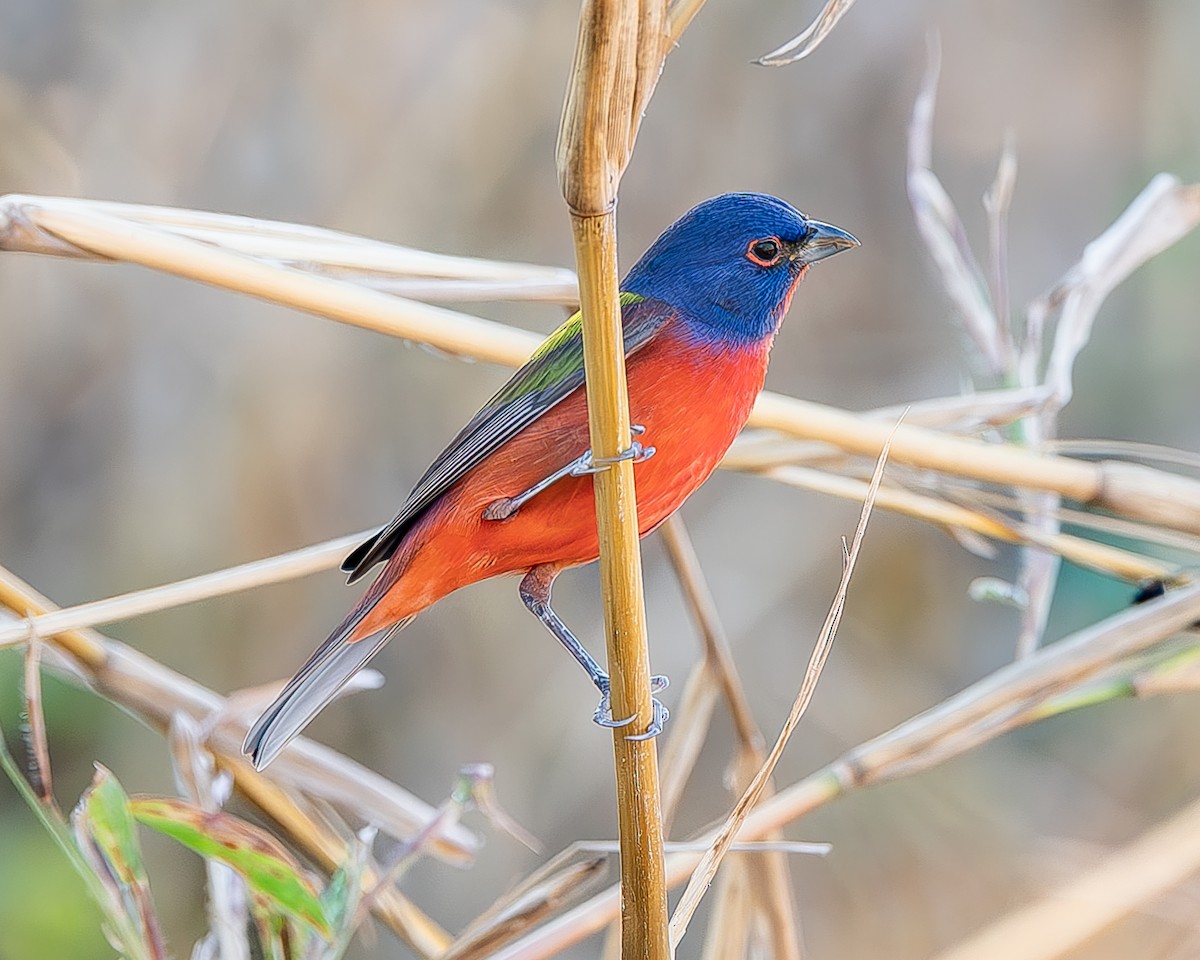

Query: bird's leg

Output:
[519, 565, 669, 739]
[482, 425, 655, 521]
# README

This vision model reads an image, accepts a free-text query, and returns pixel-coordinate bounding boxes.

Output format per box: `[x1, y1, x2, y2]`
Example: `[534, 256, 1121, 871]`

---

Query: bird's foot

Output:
[483, 425, 655, 521]
[572, 424, 656, 477]
[592, 673, 670, 740]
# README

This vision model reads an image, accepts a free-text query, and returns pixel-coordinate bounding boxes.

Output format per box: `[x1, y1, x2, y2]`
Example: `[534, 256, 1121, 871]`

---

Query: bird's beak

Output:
[794, 219, 859, 264]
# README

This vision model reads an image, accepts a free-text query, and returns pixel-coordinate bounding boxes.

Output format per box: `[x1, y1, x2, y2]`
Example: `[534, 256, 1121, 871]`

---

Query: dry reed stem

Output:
[750, 392, 1200, 536]
[557, 0, 674, 954]
[7, 195, 1200, 541]
[17, 203, 547, 365]
[668, 424, 889, 947]
[753, 464, 1178, 583]
[0, 530, 369, 650]
[658, 516, 800, 959]
[0, 456, 1173, 675]
[936, 484, 1200, 559]
[0, 567, 465, 954]
[567, 215, 668, 957]
[487, 584, 1200, 959]
[931, 789, 1200, 960]
[660, 517, 761, 751]
[0, 195, 577, 297]
[443, 859, 609, 960]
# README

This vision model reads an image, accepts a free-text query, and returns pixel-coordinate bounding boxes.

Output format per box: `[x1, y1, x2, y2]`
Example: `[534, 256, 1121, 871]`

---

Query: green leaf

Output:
[77, 764, 149, 885]
[0, 732, 122, 949]
[131, 796, 331, 939]
[71, 764, 166, 960]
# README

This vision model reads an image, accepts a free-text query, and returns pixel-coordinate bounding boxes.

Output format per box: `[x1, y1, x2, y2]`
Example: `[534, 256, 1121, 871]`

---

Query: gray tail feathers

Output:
[242, 616, 411, 770]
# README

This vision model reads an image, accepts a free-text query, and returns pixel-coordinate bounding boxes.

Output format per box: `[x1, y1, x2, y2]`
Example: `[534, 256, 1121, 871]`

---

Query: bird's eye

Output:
[746, 237, 783, 266]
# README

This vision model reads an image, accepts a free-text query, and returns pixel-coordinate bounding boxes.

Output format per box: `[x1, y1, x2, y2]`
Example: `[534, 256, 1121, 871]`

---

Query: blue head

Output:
[623, 193, 858, 346]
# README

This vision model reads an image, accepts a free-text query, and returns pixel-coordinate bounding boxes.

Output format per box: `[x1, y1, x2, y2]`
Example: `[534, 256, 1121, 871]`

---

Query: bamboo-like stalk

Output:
[9, 196, 1200, 541]
[557, 0, 671, 953]
[0, 457, 1174, 662]
[572, 217, 670, 954]
[750, 392, 1200, 537]
[1, 195, 578, 294]
[659, 516, 800, 960]
[0, 567, 462, 956]
[751, 465, 1178, 584]
[0, 530, 369, 650]
[485, 584, 1200, 959]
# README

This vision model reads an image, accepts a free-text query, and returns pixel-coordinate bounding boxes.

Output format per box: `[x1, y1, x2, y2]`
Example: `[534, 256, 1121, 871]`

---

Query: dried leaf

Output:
[983, 133, 1017, 353]
[907, 41, 1005, 377]
[1036, 175, 1200, 409]
[755, 0, 858, 66]
[669, 419, 894, 947]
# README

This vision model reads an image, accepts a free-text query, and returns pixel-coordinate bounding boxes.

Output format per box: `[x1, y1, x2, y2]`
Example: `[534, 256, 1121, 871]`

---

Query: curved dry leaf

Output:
[756, 0, 858, 66]
[1037, 175, 1200, 409]
[907, 42, 1005, 376]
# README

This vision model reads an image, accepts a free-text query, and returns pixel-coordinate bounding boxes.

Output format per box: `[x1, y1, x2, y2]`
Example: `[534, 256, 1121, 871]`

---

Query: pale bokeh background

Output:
[2, 2, 1200, 958]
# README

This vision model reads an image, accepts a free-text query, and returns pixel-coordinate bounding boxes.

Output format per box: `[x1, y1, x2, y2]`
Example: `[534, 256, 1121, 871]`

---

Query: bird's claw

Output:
[591, 674, 670, 739]
[483, 426, 655, 522]
[625, 697, 670, 741]
[572, 425, 656, 476]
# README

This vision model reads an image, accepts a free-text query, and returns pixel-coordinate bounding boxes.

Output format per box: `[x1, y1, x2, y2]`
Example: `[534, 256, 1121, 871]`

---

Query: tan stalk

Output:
[752, 464, 1178, 584]
[8, 196, 1200, 538]
[749, 392, 1200, 536]
[557, 0, 672, 954]
[669, 424, 889, 947]
[0, 567, 459, 956]
[659, 516, 800, 959]
[660, 517, 761, 751]
[486, 584, 1200, 960]
[0, 530, 369, 650]
[1, 195, 578, 298]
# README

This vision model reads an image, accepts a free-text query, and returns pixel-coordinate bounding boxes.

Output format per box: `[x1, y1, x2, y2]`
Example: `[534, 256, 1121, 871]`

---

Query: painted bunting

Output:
[244, 193, 857, 769]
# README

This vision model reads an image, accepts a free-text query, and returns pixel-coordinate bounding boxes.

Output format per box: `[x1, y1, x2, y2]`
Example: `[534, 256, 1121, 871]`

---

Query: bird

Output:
[243, 192, 858, 769]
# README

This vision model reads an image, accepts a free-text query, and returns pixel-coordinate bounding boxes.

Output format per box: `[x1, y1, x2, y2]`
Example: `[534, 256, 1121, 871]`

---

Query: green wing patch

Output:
[342, 291, 665, 581]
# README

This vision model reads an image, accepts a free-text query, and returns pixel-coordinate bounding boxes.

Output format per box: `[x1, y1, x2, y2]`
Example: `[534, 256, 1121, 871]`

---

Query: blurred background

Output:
[1, 1, 1199, 957]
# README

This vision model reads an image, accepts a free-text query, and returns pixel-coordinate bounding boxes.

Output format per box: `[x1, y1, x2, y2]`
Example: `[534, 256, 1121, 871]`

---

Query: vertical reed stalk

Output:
[558, 0, 672, 954]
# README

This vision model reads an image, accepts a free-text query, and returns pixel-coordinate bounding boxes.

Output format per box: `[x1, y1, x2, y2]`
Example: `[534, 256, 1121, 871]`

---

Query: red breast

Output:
[349, 326, 770, 637]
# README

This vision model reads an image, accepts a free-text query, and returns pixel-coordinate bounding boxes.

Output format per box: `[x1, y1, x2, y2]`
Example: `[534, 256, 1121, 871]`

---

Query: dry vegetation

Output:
[2, 2, 1200, 959]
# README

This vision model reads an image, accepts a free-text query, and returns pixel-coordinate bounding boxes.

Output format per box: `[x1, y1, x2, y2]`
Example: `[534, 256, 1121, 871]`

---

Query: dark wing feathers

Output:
[341, 294, 674, 583]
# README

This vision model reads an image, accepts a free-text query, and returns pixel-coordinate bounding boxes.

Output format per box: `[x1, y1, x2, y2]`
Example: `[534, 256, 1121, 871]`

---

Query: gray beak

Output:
[795, 219, 859, 264]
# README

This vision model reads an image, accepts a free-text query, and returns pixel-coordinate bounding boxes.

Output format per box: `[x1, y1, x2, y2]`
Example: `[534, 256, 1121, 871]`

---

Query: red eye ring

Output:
[746, 236, 784, 267]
